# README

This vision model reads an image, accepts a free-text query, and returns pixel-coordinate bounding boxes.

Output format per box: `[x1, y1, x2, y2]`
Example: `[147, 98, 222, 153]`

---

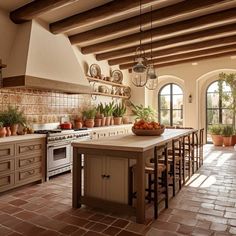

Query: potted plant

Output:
[222, 125, 234, 146]
[0, 106, 26, 136]
[104, 102, 115, 126]
[0, 122, 6, 138]
[113, 103, 126, 125]
[94, 105, 103, 127]
[209, 124, 223, 146]
[82, 108, 96, 128]
[97, 103, 106, 126]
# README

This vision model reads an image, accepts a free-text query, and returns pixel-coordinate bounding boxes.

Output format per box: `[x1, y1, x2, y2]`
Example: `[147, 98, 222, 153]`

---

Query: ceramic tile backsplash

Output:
[0, 88, 92, 124]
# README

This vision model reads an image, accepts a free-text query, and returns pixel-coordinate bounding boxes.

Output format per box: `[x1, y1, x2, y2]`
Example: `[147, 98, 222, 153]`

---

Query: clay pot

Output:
[110, 117, 114, 126]
[223, 136, 232, 147]
[101, 117, 106, 126]
[85, 119, 95, 128]
[211, 134, 223, 146]
[231, 135, 236, 145]
[6, 127, 11, 136]
[94, 118, 102, 127]
[0, 127, 6, 138]
[122, 116, 129, 124]
[74, 121, 83, 129]
[105, 116, 111, 126]
[114, 117, 122, 125]
[10, 124, 18, 136]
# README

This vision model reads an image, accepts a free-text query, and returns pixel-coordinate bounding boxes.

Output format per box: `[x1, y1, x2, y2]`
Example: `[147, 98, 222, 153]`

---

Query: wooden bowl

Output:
[132, 125, 165, 136]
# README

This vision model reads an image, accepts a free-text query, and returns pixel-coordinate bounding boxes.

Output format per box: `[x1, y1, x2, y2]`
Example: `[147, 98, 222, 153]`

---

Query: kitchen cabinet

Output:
[0, 137, 46, 193]
[84, 155, 128, 204]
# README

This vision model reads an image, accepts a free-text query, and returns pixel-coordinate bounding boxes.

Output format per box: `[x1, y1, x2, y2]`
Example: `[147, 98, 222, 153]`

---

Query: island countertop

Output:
[72, 128, 193, 152]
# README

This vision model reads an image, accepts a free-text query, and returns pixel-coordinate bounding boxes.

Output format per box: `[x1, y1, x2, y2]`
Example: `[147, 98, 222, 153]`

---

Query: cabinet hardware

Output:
[105, 175, 110, 179]
[101, 174, 106, 178]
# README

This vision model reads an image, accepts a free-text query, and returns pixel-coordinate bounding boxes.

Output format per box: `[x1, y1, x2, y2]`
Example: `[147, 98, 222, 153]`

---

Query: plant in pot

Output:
[0, 106, 26, 136]
[113, 103, 126, 125]
[97, 103, 106, 126]
[209, 124, 223, 146]
[104, 101, 115, 126]
[0, 122, 6, 138]
[94, 105, 103, 127]
[82, 108, 96, 128]
[222, 125, 234, 146]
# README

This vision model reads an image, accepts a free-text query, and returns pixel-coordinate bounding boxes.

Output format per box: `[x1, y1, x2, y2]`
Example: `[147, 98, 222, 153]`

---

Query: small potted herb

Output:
[222, 125, 234, 146]
[104, 102, 115, 126]
[209, 124, 223, 146]
[113, 103, 126, 125]
[82, 108, 96, 128]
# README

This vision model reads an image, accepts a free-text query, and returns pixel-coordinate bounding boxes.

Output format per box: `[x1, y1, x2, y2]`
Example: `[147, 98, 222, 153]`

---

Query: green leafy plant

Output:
[209, 124, 223, 135]
[82, 108, 96, 119]
[222, 125, 234, 137]
[131, 103, 157, 122]
[104, 101, 115, 117]
[0, 122, 4, 128]
[113, 103, 126, 117]
[0, 106, 26, 126]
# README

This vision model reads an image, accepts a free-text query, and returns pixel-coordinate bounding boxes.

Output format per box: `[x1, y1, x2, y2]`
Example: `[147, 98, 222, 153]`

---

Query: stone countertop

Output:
[0, 134, 46, 143]
[89, 124, 132, 131]
[72, 129, 193, 152]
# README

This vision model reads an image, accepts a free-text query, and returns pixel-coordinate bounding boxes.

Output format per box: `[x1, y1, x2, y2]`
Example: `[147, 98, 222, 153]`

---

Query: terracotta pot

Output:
[114, 117, 122, 125]
[231, 135, 236, 145]
[122, 116, 129, 124]
[223, 136, 232, 146]
[10, 124, 18, 136]
[101, 117, 106, 126]
[0, 127, 6, 138]
[85, 119, 95, 128]
[6, 127, 11, 136]
[211, 134, 223, 146]
[110, 117, 114, 126]
[74, 121, 83, 129]
[105, 116, 111, 126]
[94, 118, 102, 127]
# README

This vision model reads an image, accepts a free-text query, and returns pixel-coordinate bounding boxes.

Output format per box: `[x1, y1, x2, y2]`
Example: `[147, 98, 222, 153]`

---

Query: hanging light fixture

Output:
[145, 5, 158, 90]
[131, 0, 147, 87]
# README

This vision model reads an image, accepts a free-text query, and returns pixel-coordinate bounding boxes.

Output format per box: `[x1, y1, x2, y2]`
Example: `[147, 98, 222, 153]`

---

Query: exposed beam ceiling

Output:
[120, 44, 236, 70]
[50, 0, 160, 34]
[10, 0, 78, 24]
[69, 0, 235, 45]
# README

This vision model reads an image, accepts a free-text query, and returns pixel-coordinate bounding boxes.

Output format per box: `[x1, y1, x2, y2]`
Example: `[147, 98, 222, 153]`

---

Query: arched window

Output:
[206, 80, 233, 141]
[158, 83, 183, 126]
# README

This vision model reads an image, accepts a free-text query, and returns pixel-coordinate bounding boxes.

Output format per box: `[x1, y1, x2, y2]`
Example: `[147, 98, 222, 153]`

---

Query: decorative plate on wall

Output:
[111, 70, 123, 84]
[89, 64, 101, 78]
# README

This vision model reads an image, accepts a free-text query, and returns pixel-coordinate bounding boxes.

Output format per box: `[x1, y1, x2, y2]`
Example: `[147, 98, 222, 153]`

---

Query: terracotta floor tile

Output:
[89, 223, 108, 232]
[8, 199, 28, 207]
[6, 232, 23, 236]
[0, 225, 13, 235]
[13, 221, 46, 236]
[89, 214, 106, 222]
[1, 205, 23, 215]
[210, 222, 228, 231]
[177, 224, 193, 235]
[117, 230, 142, 236]
[59, 224, 79, 234]
[71, 228, 87, 236]
[83, 231, 103, 236]
[103, 226, 121, 236]
[0, 213, 23, 228]
[14, 210, 38, 220]
[151, 220, 179, 232]
[111, 219, 129, 228]
[98, 216, 117, 225]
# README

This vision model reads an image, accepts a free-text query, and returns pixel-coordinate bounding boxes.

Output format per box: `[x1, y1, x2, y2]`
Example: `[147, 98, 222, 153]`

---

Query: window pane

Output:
[160, 95, 170, 109]
[160, 110, 170, 125]
[222, 109, 234, 124]
[173, 110, 183, 126]
[222, 81, 232, 92]
[172, 84, 183, 95]
[160, 85, 170, 95]
[222, 92, 233, 108]
[173, 95, 183, 109]
[207, 109, 219, 125]
[207, 93, 219, 108]
[208, 81, 219, 93]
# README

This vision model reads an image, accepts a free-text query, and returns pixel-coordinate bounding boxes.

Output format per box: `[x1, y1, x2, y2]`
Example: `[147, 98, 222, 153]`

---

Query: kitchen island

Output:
[72, 128, 193, 223]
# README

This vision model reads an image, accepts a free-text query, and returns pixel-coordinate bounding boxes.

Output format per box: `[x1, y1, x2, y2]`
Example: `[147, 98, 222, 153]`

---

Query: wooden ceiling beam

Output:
[96, 23, 236, 61]
[10, 0, 78, 24]
[119, 44, 236, 70]
[144, 50, 236, 69]
[50, 0, 158, 34]
[81, 8, 236, 54]
[108, 35, 236, 65]
[69, 0, 233, 45]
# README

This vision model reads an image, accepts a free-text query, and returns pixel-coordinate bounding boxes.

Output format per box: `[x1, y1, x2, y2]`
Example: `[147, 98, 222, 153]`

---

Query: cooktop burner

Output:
[34, 128, 88, 134]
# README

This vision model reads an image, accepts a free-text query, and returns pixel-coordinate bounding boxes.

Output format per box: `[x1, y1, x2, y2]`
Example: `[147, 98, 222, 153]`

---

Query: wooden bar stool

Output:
[199, 128, 204, 167]
[191, 130, 199, 172]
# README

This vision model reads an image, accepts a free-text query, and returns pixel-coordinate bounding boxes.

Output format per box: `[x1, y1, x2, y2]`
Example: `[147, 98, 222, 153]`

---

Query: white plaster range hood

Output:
[3, 20, 91, 94]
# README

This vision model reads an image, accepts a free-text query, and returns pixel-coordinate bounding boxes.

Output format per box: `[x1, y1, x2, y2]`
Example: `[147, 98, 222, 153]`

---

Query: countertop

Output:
[90, 124, 132, 132]
[72, 128, 193, 152]
[0, 134, 46, 143]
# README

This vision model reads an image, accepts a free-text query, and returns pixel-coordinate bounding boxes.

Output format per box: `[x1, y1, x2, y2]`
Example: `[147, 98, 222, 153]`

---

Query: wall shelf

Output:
[91, 92, 130, 99]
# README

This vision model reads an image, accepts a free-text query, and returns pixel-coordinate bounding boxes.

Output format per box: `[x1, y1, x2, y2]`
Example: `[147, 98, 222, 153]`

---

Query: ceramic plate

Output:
[89, 64, 101, 78]
[112, 70, 123, 84]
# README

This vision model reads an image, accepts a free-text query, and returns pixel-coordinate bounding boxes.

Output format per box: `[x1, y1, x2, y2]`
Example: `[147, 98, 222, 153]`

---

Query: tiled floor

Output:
[1, 145, 236, 236]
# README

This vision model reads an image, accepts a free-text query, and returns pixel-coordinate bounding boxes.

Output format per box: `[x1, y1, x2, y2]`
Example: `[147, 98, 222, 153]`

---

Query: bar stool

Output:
[129, 143, 169, 219]
[199, 128, 204, 167]
[191, 130, 199, 172]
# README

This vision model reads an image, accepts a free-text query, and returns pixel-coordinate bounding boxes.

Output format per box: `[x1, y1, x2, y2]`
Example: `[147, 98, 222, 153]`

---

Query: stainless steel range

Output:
[36, 128, 91, 180]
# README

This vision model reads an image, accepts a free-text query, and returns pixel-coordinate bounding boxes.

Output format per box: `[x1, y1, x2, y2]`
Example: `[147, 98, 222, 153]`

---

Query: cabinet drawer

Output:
[16, 141, 44, 156]
[0, 144, 14, 158]
[117, 129, 125, 135]
[15, 165, 42, 183]
[98, 132, 108, 139]
[16, 155, 42, 169]
[0, 173, 14, 192]
[109, 131, 117, 137]
[0, 159, 15, 174]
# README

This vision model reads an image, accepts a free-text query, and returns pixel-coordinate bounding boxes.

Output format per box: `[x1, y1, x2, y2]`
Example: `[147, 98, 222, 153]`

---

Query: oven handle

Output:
[47, 142, 71, 148]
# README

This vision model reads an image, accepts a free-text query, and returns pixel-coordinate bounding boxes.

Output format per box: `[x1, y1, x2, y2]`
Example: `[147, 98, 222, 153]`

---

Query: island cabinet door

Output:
[105, 157, 128, 204]
[84, 155, 106, 199]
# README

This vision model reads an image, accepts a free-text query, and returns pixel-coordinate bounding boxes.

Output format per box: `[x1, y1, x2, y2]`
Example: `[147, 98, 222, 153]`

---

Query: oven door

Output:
[47, 142, 72, 171]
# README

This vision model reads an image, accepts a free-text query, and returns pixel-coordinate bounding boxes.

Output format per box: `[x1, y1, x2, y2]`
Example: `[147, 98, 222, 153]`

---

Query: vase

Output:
[114, 117, 122, 125]
[6, 127, 11, 136]
[211, 134, 223, 146]
[0, 127, 6, 138]
[223, 136, 232, 147]
[85, 119, 94, 128]
[10, 124, 18, 136]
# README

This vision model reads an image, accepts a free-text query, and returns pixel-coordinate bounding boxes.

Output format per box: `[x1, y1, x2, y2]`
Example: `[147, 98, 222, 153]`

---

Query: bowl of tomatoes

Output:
[132, 120, 165, 136]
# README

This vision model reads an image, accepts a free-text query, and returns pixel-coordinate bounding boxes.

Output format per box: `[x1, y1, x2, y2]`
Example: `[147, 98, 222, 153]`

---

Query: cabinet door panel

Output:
[0, 159, 15, 174]
[0, 144, 14, 158]
[16, 155, 42, 169]
[105, 157, 128, 204]
[0, 173, 14, 192]
[16, 140, 44, 156]
[84, 155, 105, 199]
